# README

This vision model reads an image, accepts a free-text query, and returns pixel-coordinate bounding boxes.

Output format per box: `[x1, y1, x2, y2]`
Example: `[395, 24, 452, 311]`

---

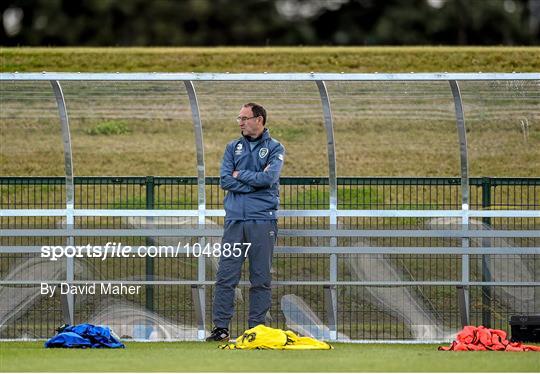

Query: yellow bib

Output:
[219, 325, 333, 350]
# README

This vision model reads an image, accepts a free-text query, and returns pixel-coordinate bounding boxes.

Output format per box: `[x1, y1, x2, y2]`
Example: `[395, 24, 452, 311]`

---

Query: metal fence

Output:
[0, 73, 539, 342]
[1, 176, 538, 341]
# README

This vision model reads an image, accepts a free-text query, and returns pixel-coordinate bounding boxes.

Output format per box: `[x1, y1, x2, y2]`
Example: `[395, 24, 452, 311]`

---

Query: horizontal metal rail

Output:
[1, 209, 538, 218]
[0, 280, 536, 287]
[1, 246, 538, 255]
[1, 72, 539, 81]
[2, 176, 539, 185]
[2, 229, 539, 237]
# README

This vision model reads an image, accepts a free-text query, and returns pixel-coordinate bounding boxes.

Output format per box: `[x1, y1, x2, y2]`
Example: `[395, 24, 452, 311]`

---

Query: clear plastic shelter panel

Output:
[326, 81, 460, 177]
[0, 80, 65, 176]
[193, 81, 328, 177]
[60, 81, 197, 177]
[459, 80, 540, 177]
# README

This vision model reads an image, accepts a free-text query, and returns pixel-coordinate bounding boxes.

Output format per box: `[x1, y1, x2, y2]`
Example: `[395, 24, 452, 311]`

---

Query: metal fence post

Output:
[145, 176, 155, 311]
[50, 80, 75, 325]
[535, 180, 540, 313]
[481, 177, 492, 327]
[449, 80, 470, 326]
[316, 80, 338, 340]
[183, 81, 206, 340]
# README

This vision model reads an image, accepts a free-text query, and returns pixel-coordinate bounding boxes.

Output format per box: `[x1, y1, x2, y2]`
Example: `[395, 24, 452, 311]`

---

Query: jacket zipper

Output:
[242, 139, 248, 220]
[242, 137, 267, 220]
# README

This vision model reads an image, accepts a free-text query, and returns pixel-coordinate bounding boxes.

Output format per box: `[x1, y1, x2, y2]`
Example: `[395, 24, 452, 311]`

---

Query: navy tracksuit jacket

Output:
[213, 128, 285, 329]
[220, 128, 285, 221]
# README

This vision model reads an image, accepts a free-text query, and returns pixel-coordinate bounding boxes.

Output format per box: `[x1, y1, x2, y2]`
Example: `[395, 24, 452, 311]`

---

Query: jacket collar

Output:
[242, 128, 270, 143]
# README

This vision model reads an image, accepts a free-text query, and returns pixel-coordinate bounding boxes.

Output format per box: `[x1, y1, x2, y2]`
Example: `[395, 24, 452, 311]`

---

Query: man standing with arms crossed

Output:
[206, 103, 285, 341]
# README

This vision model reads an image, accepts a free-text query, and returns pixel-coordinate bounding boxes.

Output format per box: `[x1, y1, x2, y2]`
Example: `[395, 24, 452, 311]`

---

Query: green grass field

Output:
[1, 46, 539, 177]
[2, 46, 540, 72]
[1, 342, 539, 372]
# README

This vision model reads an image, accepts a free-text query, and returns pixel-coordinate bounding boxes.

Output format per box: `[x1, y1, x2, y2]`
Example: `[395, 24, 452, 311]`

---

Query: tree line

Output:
[1, 0, 539, 46]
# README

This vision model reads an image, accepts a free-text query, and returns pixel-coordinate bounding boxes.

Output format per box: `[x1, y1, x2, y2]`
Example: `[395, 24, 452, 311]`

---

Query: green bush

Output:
[86, 120, 131, 135]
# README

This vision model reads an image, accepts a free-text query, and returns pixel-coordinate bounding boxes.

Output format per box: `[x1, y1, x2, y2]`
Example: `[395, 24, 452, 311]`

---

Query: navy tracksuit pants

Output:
[212, 220, 277, 329]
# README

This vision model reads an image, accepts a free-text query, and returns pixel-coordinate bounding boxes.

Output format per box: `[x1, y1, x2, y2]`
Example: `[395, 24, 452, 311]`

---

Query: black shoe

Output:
[206, 327, 230, 342]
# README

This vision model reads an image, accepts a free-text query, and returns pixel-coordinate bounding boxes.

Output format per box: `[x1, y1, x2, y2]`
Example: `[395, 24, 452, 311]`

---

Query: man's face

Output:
[238, 106, 264, 138]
